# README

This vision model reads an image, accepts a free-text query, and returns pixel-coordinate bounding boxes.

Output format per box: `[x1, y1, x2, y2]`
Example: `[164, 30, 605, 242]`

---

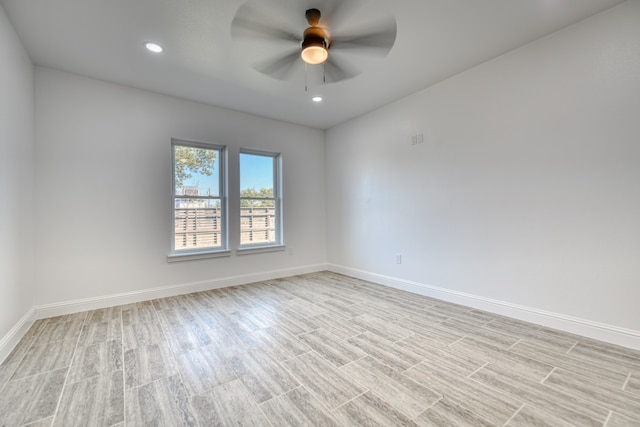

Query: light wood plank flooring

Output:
[1, 272, 639, 426]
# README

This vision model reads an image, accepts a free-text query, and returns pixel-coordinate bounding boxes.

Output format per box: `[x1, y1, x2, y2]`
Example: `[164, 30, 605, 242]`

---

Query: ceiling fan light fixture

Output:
[301, 19, 329, 65]
[301, 44, 328, 65]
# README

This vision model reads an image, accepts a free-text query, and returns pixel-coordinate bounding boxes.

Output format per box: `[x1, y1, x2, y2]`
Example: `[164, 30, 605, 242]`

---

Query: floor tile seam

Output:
[179, 363, 239, 399]
[476, 318, 496, 328]
[11, 323, 46, 366]
[602, 410, 614, 427]
[124, 306, 180, 392]
[501, 402, 526, 427]
[509, 402, 580, 427]
[367, 386, 432, 420]
[254, 382, 317, 421]
[336, 352, 370, 375]
[539, 366, 557, 384]
[507, 343, 598, 372]
[466, 361, 490, 379]
[8, 355, 75, 384]
[448, 323, 523, 345]
[551, 367, 640, 398]
[568, 351, 640, 374]
[542, 373, 640, 419]
[565, 341, 578, 354]
[574, 340, 640, 358]
[125, 374, 175, 394]
[118, 309, 127, 427]
[432, 389, 517, 426]
[446, 334, 468, 348]
[307, 356, 372, 404]
[34, 334, 86, 348]
[514, 349, 634, 384]
[256, 384, 301, 409]
[621, 372, 632, 392]
[65, 368, 125, 388]
[464, 372, 528, 407]
[411, 395, 444, 421]
[486, 380, 599, 425]
[603, 408, 640, 427]
[380, 335, 425, 359]
[397, 355, 427, 374]
[345, 349, 398, 373]
[270, 351, 313, 386]
[505, 338, 522, 351]
[391, 328, 431, 344]
[48, 313, 87, 427]
[149, 301, 178, 352]
[493, 372, 612, 424]
[0, 371, 15, 395]
[128, 374, 201, 426]
[181, 377, 212, 427]
[17, 415, 53, 427]
[252, 391, 278, 427]
[328, 388, 369, 413]
[345, 355, 442, 401]
[479, 324, 523, 338]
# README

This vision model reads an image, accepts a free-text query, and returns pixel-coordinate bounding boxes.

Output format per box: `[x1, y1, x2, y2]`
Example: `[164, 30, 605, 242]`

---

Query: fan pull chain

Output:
[323, 63, 326, 84]
[304, 63, 308, 92]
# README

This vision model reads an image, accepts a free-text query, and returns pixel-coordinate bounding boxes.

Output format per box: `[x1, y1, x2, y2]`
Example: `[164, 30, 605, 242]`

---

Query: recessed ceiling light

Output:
[312, 96, 323, 103]
[144, 42, 163, 53]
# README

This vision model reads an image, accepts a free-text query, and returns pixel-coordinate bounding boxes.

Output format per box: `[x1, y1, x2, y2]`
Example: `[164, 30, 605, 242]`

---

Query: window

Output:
[239, 149, 282, 248]
[171, 140, 226, 256]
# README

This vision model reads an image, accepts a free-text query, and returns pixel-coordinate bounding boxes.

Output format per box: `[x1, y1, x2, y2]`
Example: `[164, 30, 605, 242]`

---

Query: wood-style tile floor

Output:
[1, 271, 639, 426]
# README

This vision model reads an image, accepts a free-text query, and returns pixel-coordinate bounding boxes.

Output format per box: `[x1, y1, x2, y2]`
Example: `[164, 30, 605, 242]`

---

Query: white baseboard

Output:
[0, 307, 36, 364]
[34, 263, 328, 320]
[328, 264, 640, 351]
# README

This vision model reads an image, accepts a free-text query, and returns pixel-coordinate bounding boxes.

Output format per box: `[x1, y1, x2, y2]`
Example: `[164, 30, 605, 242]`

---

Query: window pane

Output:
[174, 146, 220, 197]
[174, 198, 223, 250]
[240, 153, 273, 193]
[240, 199, 275, 245]
[239, 150, 280, 248]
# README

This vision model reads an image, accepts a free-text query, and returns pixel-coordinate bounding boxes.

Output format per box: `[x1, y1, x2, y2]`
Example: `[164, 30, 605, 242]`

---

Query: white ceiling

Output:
[1, 0, 625, 129]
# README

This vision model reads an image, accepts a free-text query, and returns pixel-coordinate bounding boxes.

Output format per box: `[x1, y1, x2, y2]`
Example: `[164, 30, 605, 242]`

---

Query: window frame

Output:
[238, 148, 283, 251]
[168, 139, 229, 261]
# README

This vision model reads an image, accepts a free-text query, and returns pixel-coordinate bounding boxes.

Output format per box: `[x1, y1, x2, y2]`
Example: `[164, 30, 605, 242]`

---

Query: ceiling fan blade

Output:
[321, 0, 371, 34]
[232, 15, 301, 43]
[255, 49, 301, 80]
[330, 17, 397, 57]
[323, 54, 360, 83]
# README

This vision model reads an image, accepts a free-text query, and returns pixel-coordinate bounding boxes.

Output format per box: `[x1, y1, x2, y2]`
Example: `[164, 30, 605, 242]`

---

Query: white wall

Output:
[34, 68, 326, 307]
[0, 4, 35, 356]
[326, 2, 640, 342]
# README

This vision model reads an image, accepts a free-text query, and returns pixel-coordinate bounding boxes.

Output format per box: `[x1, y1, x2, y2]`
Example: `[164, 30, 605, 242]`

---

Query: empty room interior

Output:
[1, 0, 639, 426]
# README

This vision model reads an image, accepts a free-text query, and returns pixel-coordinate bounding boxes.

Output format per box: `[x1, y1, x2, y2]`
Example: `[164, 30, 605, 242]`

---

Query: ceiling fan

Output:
[231, 0, 397, 84]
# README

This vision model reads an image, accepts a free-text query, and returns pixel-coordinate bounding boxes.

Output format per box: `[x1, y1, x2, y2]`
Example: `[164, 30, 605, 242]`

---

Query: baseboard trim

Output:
[34, 263, 328, 320]
[328, 264, 640, 350]
[0, 307, 36, 364]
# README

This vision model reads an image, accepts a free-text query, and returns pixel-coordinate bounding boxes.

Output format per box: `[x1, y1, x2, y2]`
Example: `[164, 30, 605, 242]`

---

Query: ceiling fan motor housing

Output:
[302, 26, 328, 50]
[301, 9, 329, 64]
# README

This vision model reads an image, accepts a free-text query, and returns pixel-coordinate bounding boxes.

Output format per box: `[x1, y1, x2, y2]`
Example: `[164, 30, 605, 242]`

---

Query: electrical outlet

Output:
[410, 133, 424, 146]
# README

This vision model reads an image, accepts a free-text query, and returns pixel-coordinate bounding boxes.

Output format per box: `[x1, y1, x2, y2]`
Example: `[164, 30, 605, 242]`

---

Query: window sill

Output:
[167, 250, 232, 263]
[236, 244, 286, 256]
